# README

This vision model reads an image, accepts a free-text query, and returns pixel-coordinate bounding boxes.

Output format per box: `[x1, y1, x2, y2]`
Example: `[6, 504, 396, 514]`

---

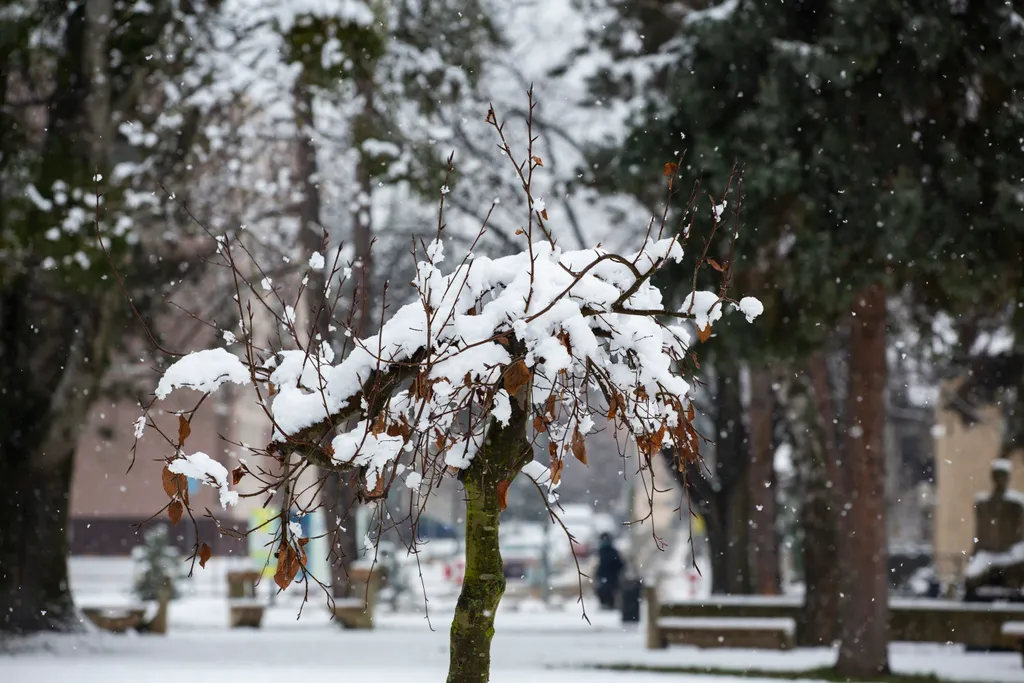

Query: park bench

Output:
[81, 606, 147, 633]
[645, 586, 794, 649]
[227, 569, 265, 628]
[81, 584, 171, 634]
[1001, 621, 1024, 666]
[331, 564, 380, 629]
[645, 586, 1024, 650]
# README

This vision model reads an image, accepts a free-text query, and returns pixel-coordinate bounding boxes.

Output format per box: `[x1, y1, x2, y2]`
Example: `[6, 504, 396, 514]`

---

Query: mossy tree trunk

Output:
[446, 375, 531, 683]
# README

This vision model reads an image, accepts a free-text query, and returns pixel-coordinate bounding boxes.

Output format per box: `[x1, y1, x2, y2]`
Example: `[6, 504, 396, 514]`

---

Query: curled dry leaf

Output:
[503, 359, 531, 396]
[571, 429, 587, 465]
[707, 258, 726, 273]
[274, 544, 299, 591]
[496, 480, 510, 510]
[168, 499, 183, 526]
[532, 415, 546, 433]
[606, 394, 620, 421]
[533, 155, 543, 167]
[550, 457, 564, 485]
[161, 466, 189, 505]
[231, 466, 245, 485]
[663, 161, 678, 177]
[697, 325, 713, 343]
[199, 542, 212, 568]
[177, 414, 191, 445]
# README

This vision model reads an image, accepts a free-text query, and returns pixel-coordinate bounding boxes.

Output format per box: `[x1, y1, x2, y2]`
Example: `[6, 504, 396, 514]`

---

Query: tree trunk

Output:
[0, 278, 115, 636]
[447, 475, 506, 683]
[717, 362, 751, 594]
[747, 366, 780, 595]
[669, 362, 751, 594]
[799, 462, 840, 646]
[0, 450, 80, 634]
[798, 351, 842, 646]
[447, 347, 531, 683]
[835, 283, 890, 677]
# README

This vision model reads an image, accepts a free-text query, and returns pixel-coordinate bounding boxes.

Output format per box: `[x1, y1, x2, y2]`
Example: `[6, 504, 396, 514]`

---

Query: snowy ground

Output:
[3, 595, 1022, 683]
[3, 557, 1018, 683]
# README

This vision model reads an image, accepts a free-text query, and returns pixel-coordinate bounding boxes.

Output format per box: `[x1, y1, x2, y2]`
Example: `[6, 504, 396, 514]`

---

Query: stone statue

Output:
[965, 459, 1024, 600]
[974, 460, 1024, 554]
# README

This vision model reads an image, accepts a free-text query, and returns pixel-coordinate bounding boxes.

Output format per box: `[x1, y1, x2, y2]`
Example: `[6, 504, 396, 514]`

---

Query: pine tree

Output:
[132, 526, 184, 601]
[580, 0, 1024, 674]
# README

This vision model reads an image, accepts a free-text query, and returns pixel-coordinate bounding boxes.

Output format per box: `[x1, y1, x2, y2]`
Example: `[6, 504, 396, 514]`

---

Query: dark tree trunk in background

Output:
[0, 451, 79, 634]
[835, 284, 891, 677]
[669, 361, 752, 595]
[747, 366, 780, 595]
[798, 447, 840, 646]
[0, 278, 114, 635]
[799, 351, 842, 645]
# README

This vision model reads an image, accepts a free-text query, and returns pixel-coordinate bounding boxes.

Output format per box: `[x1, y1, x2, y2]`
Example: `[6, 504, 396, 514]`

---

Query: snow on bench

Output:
[659, 617, 796, 634]
[1002, 621, 1024, 637]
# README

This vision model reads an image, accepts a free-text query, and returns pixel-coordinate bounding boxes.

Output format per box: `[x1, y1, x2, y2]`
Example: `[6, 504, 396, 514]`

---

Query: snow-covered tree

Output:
[148, 109, 761, 683]
[0, 0, 227, 635]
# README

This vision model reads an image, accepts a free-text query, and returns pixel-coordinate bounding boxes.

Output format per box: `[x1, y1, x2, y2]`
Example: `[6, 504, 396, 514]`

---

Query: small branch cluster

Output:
[136, 93, 761, 600]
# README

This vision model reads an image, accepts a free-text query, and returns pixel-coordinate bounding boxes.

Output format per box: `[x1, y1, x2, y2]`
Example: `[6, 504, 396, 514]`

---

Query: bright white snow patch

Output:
[737, 297, 764, 323]
[309, 251, 325, 270]
[993, 458, 1013, 473]
[155, 348, 250, 399]
[133, 416, 146, 440]
[167, 452, 238, 507]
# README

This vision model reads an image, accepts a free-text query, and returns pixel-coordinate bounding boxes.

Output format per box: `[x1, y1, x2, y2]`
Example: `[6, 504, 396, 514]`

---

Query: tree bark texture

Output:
[447, 363, 531, 683]
[797, 351, 842, 646]
[747, 366, 780, 595]
[0, 278, 115, 635]
[835, 284, 891, 677]
[447, 475, 506, 683]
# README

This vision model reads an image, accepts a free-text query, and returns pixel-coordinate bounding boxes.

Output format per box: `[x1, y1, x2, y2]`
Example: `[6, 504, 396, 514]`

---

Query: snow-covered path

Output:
[3, 598, 1022, 683]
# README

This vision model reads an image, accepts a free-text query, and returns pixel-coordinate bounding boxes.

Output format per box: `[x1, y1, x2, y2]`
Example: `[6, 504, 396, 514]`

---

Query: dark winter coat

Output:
[596, 539, 624, 587]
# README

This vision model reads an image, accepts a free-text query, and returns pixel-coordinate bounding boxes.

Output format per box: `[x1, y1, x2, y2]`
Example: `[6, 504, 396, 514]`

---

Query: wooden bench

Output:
[1002, 622, 1024, 666]
[655, 616, 796, 650]
[81, 584, 171, 634]
[331, 565, 380, 629]
[646, 587, 1024, 650]
[227, 570, 265, 628]
[81, 607, 147, 633]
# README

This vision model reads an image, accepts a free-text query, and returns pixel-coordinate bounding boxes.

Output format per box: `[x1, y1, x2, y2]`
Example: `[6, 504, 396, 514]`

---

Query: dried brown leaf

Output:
[550, 458, 564, 485]
[697, 325, 713, 343]
[707, 258, 726, 273]
[274, 545, 298, 591]
[497, 480, 510, 510]
[606, 394, 620, 421]
[503, 359, 531, 396]
[663, 161, 678, 177]
[540, 209, 549, 221]
[533, 415, 546, 433]
[199, 542, 212, 568]
[545, 394, 557, 420]
[232, 466, 245, 486]
[533, 156, 544, 167]
[162, 466, 188, 504]
[571, 429, 587, 465]
[177, 415, 191, 445]
[168, 499, 183, 526]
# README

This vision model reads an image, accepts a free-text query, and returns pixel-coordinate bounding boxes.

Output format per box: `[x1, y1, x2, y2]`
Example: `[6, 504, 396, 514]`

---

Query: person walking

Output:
[595, 532, 624, 610]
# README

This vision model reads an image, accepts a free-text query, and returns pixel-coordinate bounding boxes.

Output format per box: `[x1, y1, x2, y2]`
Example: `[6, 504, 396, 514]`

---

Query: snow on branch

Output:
[140, 95, 759, 594]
